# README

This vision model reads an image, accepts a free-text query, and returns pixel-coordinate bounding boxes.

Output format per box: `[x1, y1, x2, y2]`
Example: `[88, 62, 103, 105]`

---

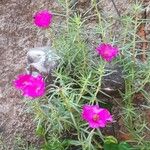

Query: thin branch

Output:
[110, 0, 121, 17]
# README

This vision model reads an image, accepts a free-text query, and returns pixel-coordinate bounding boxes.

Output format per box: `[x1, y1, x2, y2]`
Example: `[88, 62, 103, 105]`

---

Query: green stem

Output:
[65, 0, 69, 31]
[93, 62, 106, 104]
[77, 72, 91, 103]
[132, 16, 138, 62]
[59, 89, 71, 111]
[92, 0, 105, 42]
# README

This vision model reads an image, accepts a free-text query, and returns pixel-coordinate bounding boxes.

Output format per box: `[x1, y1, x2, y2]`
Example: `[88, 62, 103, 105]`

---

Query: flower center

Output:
[93, 114, 100, 122]
[104, 50, 111, 56]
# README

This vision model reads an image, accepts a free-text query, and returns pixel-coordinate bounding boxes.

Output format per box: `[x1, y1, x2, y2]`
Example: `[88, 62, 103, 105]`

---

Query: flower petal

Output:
[34, 10, 53, 28]
[81, 104, 113, 128]
[96, 43, 119, 62]
[13, 74, 45, 99]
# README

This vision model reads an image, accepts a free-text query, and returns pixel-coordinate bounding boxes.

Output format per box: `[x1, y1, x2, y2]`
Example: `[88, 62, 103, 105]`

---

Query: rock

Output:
[144, 83, 150, 95]
[26, 46, 60, 78]
[101, 64, 125, 97]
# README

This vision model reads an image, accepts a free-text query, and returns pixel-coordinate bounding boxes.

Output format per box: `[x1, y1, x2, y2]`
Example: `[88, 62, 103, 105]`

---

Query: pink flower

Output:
[96, 43, 119, 62]
[34, 10, 53, 28]
[13, 74, 45, 98]
[82, 105, 113, 128]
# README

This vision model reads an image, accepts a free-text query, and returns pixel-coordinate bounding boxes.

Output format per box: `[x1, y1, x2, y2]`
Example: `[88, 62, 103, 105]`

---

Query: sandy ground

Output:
[0, 0, 57, 149]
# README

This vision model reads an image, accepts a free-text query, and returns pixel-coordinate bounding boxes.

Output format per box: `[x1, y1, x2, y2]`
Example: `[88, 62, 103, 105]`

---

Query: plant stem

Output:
[92, 0, 105, 42]
[93, 62, 106, 104]
[110, 0, 121, 17]
[65, 0, 69, 31]
[132, 16, 138, 62]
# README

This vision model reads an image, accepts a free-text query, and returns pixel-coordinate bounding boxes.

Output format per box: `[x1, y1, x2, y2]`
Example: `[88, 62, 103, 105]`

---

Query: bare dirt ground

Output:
[0, 0, 58, 149]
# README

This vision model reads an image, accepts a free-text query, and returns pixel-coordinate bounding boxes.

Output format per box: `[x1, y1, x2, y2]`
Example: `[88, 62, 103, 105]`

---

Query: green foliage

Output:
[41, 137, 70, 150]
[36, 123, 45, 137]
[104, 142, 133, 150]
[104, 136, 134, 150]
[104, 136, 118, 144]
[25, 0, 150, 150]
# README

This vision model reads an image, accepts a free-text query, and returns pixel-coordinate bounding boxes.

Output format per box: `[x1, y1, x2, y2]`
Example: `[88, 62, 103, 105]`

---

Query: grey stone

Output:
[26, 46, 60, 77]
[101, 64, 125, 96]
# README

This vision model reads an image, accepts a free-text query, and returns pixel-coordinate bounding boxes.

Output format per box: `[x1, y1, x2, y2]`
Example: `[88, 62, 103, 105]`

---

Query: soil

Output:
[0, 0, 59, 149]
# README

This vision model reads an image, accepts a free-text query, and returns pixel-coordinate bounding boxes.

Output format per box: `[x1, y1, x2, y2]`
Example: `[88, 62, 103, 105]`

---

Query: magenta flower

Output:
[96, 43, 119, 62]
[34, 10, 53, 28]
[82, 105, 113, 128]
[13, 74, 45, 98]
